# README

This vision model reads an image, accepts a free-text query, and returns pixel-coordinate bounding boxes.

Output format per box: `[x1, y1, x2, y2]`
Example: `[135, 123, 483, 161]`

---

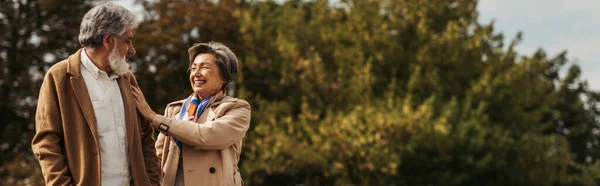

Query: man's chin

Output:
[111, 61, 130, 76]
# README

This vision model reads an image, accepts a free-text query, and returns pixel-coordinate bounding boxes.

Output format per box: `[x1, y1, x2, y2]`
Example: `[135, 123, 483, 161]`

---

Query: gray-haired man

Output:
[31, 3, 160, 185]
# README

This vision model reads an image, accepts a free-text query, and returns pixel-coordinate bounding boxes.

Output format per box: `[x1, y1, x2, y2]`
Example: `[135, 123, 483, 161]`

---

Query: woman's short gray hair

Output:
[78, 3, 138, 48]
[188, 42, 239, 91]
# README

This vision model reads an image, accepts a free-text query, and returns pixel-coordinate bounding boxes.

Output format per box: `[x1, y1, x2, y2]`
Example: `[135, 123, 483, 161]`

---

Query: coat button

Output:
[209, 167, 216, 174]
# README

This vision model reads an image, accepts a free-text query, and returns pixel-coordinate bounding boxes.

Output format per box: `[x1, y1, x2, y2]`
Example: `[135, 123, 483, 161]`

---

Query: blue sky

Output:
[478, 0, 600, 90]
[115, 0, 599, 90]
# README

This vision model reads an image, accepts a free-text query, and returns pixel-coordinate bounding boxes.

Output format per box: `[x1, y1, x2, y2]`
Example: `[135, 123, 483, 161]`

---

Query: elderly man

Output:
[31, 3, 160, 186]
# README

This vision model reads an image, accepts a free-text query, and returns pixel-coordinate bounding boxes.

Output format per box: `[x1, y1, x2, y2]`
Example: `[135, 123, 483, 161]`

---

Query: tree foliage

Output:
[2, 0, 600, 185]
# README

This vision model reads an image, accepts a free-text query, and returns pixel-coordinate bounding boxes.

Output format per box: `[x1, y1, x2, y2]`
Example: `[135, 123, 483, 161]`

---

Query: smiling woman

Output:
[189, 53, 223, 99]
[187, 43, 237, 99]
[131, 41, 250, 186]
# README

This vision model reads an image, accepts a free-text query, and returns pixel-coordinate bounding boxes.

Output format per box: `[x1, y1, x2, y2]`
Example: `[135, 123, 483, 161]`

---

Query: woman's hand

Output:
[131, 86, 157, 121]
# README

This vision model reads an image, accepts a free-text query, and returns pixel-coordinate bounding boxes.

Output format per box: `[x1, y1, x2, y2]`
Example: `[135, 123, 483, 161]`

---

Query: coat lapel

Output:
[67, 49, 99, 140]
[117, 76, 135, 149]
[195, 92, 226, 123]
[196, 106, 212, 124]
[70, 76, 98, 137]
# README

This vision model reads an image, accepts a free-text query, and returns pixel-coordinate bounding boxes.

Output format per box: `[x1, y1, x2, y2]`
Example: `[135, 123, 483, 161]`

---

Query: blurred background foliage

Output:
[2, 0, 600, 185]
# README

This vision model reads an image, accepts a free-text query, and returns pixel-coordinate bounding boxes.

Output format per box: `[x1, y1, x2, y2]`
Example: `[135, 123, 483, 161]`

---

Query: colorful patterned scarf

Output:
[173, 94, 210, 150]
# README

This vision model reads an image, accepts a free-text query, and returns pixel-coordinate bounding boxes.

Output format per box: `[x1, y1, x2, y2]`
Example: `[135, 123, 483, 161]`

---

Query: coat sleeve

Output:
[155, 106, 170, 166]
[129, 72, 161, 186]
[31, 72, 73, 186]
[151, 100, 251, 150]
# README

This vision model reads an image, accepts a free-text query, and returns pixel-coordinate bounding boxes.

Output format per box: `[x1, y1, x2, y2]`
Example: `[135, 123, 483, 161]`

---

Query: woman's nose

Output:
[192, 69, 202, 77]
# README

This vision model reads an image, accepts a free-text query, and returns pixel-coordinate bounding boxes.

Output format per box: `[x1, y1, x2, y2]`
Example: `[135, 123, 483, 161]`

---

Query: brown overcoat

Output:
[31, 49, 160, 186]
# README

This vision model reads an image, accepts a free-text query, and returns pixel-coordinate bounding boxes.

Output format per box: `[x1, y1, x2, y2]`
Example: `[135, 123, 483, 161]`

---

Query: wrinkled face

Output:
[108, 42, 129, 75]
[107, 28, 135, 75]
[189, 53, 224, 98]
[113, 28, 136, 59]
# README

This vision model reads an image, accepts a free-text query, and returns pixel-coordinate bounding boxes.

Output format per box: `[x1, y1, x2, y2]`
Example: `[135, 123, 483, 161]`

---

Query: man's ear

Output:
[102, 34, 113, 49]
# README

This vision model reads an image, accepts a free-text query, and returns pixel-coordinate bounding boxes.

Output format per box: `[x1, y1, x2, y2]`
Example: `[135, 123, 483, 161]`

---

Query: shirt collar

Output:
[80, 48, 119, 80]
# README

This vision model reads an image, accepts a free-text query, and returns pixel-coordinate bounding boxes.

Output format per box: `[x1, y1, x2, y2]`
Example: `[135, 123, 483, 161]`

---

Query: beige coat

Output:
[31, 49, 161, 186]
[153, 93, 251, 186]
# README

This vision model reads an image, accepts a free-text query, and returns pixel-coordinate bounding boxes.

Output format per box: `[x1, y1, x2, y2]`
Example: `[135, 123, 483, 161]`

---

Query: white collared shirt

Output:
[80, 48, 130, 185]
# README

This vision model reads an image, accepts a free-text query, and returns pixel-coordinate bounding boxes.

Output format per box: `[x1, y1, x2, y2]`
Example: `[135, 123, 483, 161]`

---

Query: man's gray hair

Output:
[78, 2, 138, 48]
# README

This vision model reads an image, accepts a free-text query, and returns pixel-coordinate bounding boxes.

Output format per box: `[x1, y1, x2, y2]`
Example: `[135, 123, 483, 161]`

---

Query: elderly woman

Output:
[131, 42, 250, 186]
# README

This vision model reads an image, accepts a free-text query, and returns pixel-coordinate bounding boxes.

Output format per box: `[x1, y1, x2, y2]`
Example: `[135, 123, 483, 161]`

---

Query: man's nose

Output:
[128, 44, 136, 56]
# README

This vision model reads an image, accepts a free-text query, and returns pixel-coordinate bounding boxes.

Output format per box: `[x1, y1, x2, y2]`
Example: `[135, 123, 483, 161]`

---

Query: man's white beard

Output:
[108, 44, 130, 76]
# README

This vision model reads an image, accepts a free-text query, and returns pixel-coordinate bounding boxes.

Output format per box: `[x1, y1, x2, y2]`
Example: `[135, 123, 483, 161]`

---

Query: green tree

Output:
[0, 0, 93, 184]
[233, 0, 600, 185]
[133, 0, 600, 185]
